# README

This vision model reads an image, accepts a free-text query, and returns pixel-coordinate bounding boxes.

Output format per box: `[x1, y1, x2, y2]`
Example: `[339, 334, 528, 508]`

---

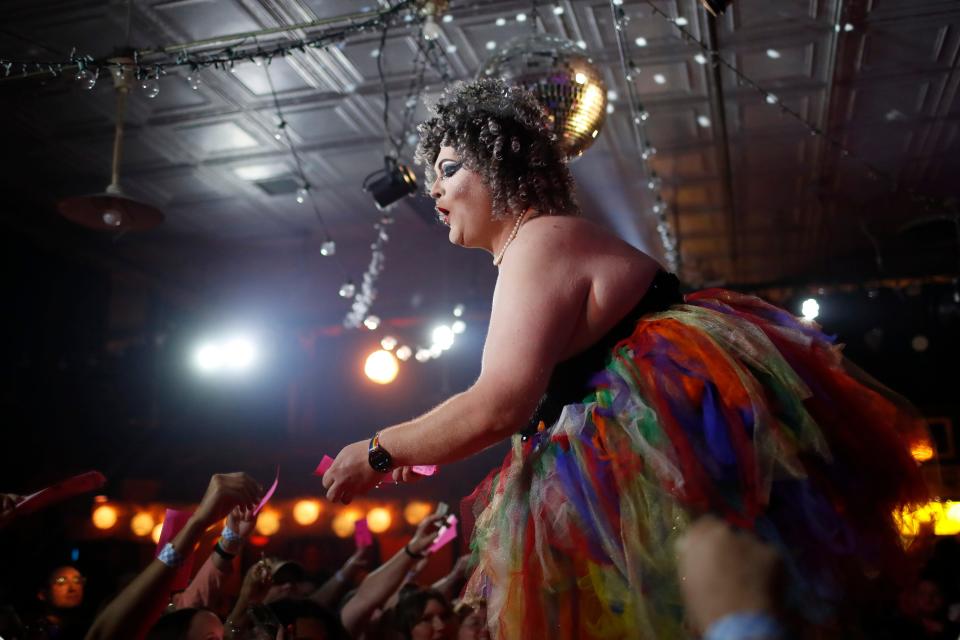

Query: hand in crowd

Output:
[407, 513, 448, 556]
[192, 472, 263, 529]
[343, 545, 374, 577]
[0, 493, 22, 528]
[226, 504, 258, 539]
[675, 515, 783, 634]
[240, 559, 274, 605]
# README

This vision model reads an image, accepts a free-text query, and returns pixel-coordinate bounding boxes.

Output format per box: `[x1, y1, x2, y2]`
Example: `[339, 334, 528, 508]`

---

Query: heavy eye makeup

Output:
[440, 160, 462, 178]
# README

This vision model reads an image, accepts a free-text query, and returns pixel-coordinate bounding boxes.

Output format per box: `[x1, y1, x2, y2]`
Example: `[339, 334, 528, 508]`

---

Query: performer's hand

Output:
[391, 466, 426, 484]
[323, 440, 381, 504]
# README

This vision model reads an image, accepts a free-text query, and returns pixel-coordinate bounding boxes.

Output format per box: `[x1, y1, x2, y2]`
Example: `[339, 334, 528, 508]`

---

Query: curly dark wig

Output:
[415, 78, 579, 219]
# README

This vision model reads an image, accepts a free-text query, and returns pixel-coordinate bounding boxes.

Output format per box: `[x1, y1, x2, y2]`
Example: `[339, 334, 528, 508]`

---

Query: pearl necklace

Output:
[492, 209, 533, 266]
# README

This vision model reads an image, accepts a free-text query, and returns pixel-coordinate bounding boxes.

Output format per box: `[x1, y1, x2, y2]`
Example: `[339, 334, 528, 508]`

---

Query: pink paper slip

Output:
[253, 468, 279, 516]
[428, 515, 458, 554]
[155, 508, 196, 591]
[354, 518, 373, 548]
[14, 471, 106, 517]
[313, 456, 334, 477]
[411, 465, 437, 476]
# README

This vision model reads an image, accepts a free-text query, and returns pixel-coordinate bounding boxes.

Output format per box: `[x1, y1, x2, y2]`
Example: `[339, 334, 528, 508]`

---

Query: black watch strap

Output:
[368, 431, 393, 473]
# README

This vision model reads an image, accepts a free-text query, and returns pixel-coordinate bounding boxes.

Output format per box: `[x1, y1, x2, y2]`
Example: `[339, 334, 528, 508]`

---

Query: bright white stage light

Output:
[451, 320, 466, 334]
[223, 337, 257, 370]
[431, 325, 455, 350]
[193, 334, 259, 374]
[194, 343, 223, 373]
[801, 298, 820, 320]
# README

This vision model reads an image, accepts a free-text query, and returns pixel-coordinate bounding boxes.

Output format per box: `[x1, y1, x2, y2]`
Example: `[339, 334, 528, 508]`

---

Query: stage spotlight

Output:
[801, 298, 820, 321]
[256, 508, 281, 536]
[367, 507, 392, 533]
[192, 334, 259, 374]
[194, 343, 223, 373]
[404, 501, 433, 525]
[222, 337, 257, 370]
[365, 349, 399, 384]
[293, 499, 321, 526]
[451, 320, 466, 334]
[130, 512, 155, 537]
[363, 157, 418, 210]
[92, 504, 118, 530]
[431, 325, 455, 351]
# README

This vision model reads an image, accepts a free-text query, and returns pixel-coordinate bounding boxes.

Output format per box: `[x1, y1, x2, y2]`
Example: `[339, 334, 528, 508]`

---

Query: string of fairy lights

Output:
[608, 0, 679, 273]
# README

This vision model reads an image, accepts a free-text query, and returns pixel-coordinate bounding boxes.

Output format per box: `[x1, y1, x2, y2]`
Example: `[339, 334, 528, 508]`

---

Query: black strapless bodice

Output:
[521, 270, 683, 437]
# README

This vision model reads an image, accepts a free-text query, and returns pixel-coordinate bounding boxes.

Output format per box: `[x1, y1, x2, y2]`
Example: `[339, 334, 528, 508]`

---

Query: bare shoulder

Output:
[512, 215, 647, 261]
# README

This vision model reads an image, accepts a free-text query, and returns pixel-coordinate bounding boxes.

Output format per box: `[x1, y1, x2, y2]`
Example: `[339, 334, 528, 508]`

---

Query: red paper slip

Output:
[313, 456, 334, 477]
[428, 515, 458, 554]
[254, 468, 280, 516]
[354, 518, 373, 547]
[14, 471, 106, 518]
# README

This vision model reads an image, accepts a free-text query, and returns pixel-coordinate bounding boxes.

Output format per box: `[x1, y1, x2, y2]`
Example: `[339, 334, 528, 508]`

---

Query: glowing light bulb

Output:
[694, 53, 708, 64]
[486, 41, 497, 50]
[367, 507, 392, 533]
[635, 37, 648, 47]
[131, 512, 155, 536]
[364, 349, 399, 384]
[339, 282, 356, 298]
[380, 335, 397, 350]
[102, 210, 123, 227]
[431, 325, 455, 350]
[453, 304, 465, 317]
[766, 48, 781, 59]
[395, 345, 413, 361]
[451, 320, 466, 334]
[332, 509, 363, 538]
[495, 17, 506, 26]
[92, 505, 118, 530]
[404, 501, 432, 525]
[293, 500, 321, 525]
[575, 72, 587, 84]
[415, 348, 431, 362]
[910, 441, 935, 462]
[320, 240, 336, 256]
[674, 16, 688, 26]
[553, 5, 564, 15]
[363, 315, 381, 331]
[801, 298, 819, 320]
[256, 509, 280, 535]
[187, 71, 202, 91]
[296, 187, 309, 204]
[516, 12, 527, 22]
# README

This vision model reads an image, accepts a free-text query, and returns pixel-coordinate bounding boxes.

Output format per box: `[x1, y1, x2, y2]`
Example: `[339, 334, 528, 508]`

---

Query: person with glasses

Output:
[29, 565, 90, 639]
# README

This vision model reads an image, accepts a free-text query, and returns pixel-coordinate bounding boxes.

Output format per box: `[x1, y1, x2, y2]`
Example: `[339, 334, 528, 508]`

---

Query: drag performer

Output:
[322, 79, 929, 638]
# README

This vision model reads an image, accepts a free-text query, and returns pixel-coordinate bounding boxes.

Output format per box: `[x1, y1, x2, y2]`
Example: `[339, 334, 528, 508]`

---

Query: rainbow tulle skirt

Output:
[462, 288, 929, 639]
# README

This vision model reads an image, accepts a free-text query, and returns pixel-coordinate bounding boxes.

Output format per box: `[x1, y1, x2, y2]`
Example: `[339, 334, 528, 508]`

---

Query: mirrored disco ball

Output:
[479, 33, 608, 159]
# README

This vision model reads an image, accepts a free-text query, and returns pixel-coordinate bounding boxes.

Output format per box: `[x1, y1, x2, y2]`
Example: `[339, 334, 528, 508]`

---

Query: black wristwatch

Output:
[368, 431, 393, 473]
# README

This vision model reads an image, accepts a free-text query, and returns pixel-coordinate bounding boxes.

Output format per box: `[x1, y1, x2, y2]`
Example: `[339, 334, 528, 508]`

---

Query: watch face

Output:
[369, 448, 392, 473]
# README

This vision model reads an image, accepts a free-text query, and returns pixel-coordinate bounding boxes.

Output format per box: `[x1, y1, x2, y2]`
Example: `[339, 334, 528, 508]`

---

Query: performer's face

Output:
[411, 597, 456, 640]
[430, 146, 495, 250]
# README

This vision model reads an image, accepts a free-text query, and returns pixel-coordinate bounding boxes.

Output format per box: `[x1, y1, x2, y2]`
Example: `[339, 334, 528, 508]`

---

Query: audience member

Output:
[452, 599, 487, 640]
[392, 589, 456, 640]
[145, 608, 222, 640]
